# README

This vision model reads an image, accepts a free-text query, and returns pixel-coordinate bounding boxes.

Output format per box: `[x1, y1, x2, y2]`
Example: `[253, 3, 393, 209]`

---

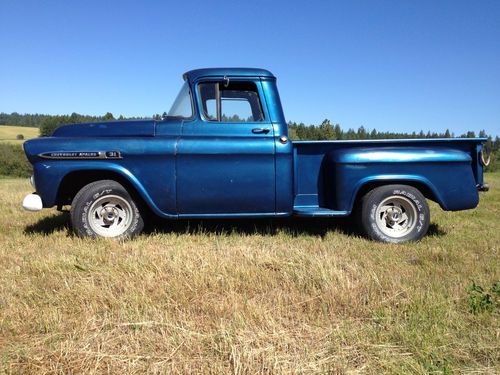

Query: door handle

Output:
[252, 127, 270, 134]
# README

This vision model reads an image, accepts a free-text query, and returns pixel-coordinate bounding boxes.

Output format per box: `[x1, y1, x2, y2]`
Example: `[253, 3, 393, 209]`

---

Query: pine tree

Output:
[103, 112, 115, 121]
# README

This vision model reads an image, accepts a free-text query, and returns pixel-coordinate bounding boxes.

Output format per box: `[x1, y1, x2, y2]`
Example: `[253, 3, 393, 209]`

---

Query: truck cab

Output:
[170, 68, 293, 216]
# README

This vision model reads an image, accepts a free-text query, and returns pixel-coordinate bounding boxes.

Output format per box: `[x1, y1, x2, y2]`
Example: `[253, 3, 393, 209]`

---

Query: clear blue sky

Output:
[1, 0, 499, 136]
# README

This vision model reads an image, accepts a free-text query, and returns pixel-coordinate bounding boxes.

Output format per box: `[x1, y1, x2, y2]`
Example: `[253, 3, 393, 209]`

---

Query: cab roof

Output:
[183, 68, 275, 82]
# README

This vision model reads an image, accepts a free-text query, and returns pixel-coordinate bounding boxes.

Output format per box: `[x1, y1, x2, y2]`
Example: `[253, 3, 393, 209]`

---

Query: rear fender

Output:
[324, 147, 479, 213]
[348, 170, 479, 213]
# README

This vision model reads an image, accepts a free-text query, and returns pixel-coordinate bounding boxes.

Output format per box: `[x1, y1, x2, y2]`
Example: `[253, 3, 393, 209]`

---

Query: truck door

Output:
[176, 78, 276, 215]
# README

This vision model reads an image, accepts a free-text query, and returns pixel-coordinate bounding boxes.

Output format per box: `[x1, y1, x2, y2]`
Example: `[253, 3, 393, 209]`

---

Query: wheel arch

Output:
[56, 168, 170, 218]
[350, 176, 446, 212]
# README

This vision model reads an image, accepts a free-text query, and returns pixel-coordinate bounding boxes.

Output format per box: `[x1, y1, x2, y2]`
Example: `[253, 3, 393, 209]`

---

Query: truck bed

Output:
[292, 138, 486, 216]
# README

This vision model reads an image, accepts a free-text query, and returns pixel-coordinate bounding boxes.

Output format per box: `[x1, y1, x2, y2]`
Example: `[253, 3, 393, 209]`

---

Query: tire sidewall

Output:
[71, 181, 143, 239]
[362, 185, 430, 243]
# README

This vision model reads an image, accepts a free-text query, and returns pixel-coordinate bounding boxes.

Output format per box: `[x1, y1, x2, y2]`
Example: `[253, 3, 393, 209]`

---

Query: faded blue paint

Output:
[23, 68, 487, 221]
[53, 119, 156, 138]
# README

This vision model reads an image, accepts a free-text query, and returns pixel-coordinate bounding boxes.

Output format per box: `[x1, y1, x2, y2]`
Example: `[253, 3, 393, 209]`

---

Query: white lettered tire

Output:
[70, 180, 144, 239]
[359, 184, 430, 243]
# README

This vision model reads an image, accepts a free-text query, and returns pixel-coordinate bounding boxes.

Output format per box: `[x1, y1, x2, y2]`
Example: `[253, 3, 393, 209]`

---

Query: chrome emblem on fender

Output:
[39, 151, 122, 160]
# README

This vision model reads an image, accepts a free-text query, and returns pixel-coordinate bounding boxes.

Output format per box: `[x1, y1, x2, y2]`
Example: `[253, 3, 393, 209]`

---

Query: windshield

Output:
[167, 82, 193, 119]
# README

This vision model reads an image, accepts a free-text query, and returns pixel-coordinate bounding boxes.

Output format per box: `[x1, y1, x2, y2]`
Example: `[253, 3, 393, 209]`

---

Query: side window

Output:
[198, 81, 264, 122]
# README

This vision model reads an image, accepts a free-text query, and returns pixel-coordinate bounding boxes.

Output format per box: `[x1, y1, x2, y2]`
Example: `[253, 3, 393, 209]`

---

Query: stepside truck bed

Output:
[292, 138, 485, 217]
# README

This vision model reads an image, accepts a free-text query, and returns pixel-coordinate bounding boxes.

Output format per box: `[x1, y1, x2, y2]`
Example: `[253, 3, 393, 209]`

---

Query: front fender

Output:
[33, 161, 177, 218]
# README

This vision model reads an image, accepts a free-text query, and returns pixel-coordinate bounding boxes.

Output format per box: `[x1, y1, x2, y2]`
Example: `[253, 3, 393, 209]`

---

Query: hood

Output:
[52, 119, 157, 138]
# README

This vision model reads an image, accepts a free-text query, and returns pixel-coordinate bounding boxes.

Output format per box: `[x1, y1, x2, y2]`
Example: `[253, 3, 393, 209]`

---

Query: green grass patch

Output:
[0, 143, 31, 177]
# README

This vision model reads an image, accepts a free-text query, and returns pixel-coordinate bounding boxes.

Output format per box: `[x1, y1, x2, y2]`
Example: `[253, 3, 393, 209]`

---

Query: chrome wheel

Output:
[374, 196, 417, 238]
[87, 195, 133, 238]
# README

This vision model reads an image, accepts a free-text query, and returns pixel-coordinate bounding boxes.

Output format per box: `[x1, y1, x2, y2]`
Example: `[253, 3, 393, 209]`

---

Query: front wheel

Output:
[359, 184, 430, 243]
[70, 180, 144, 239]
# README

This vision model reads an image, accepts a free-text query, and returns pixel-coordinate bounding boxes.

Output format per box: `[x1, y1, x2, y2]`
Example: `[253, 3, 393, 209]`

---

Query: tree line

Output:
[288, 119, 493, 141]
[288, 119, 499, 171]
[0, 112, 53, 127]
[1, 112, 498, 171]
[0, 112, 149, 136]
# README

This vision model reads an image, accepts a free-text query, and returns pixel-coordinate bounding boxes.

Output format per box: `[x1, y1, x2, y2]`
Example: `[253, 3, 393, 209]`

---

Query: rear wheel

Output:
[359, 184, 429, 243]
[70, 180, 144, 239]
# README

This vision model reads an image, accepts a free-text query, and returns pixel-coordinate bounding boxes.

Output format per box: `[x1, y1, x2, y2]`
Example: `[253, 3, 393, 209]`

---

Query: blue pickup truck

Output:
[22, 68, 489, 242]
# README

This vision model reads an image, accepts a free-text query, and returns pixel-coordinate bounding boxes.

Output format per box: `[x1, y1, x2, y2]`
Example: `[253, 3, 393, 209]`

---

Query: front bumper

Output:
[22, 193, 43, 211]
[477, 183, 489, 192]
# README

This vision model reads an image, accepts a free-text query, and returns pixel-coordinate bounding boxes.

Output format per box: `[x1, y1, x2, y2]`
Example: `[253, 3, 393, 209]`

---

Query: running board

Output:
[293, 206, 349, 217]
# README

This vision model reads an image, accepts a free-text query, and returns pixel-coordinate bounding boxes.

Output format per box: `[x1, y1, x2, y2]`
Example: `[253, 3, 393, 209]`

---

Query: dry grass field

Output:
[0, 125, 39, 145]
[0, 174, 498, 374]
